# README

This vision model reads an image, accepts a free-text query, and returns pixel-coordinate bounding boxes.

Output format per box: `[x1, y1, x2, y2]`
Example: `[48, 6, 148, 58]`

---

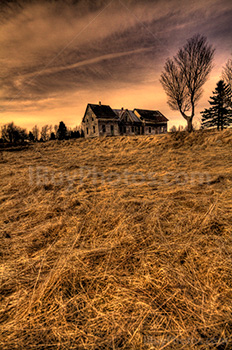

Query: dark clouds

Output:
[0, 0, 231, 127]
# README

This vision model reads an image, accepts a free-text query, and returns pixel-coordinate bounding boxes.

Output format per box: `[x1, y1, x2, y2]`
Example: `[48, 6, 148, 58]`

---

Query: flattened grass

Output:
[0, 130, 232, 349]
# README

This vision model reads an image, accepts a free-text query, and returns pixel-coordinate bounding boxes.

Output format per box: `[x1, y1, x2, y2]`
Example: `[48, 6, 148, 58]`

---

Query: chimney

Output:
[99, 101, 101, 106]
[121, 107, 124, 111]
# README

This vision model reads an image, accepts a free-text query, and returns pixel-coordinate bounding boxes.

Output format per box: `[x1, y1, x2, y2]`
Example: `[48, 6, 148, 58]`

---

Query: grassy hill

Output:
[1, 130, 232, 349]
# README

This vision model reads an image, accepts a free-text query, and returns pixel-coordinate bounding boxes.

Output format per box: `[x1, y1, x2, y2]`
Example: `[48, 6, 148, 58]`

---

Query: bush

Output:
[1, 122, 27, 143]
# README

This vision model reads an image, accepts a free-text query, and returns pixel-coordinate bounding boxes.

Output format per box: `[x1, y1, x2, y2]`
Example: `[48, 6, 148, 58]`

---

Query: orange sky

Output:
[0, 0, 231, 131]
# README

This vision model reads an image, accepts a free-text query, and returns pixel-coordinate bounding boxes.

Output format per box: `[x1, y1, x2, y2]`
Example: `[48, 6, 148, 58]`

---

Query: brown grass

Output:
[0, 129, 232, 349]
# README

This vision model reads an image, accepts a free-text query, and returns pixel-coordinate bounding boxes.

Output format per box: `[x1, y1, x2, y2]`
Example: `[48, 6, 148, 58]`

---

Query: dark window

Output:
[93, 125, 95, 133]
[132, 126, 134, 132]
[92, 117, 94, 121]
[149, 127, 151, 133]
[86, 119, 88, 123]
[111, 125, 114, 135]
[86, 127, 88, 134]
[102, 125, 106, 133]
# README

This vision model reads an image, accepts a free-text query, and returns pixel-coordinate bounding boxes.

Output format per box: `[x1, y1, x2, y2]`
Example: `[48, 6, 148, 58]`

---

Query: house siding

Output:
[98, 120, 120, 137]
[82, 106, 99, 138]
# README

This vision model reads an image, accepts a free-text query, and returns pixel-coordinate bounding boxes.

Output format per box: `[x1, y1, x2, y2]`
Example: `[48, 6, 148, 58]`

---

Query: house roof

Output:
[82, 104, 168, 124]
[113, 109, 124, 118]
[134, 109, 169, 123]
[89, 104, 119, 120]
[113, 109, 142, 123]
[127, 110, 141, 123]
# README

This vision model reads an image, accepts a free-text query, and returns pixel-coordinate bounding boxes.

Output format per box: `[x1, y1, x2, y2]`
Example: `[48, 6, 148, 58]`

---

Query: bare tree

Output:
[160, 34, 215, 132]
[32, 125, 40, 141]
[41, 125, 49, 141]
[1, 122, 27, 143]
[177, 125, 184, 132]
[54, 125, 58, 138]
[222, 57, 232, 89]
[170, 125, 177, 133]
[48, 125, 53, 137]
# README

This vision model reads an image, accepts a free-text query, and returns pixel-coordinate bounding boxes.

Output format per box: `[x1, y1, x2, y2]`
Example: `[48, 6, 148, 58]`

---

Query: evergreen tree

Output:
[28, 131, 35, 141]
[71, 130, 80, 139]
[50, 132, 56, 140]
[57, 121, 67, 140]
[201, 80, 232, 130]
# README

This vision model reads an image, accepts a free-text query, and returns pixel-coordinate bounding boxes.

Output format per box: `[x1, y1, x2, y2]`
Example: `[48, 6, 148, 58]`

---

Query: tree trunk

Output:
[187, 118, 193, 132]
[179, 108, 194, 133]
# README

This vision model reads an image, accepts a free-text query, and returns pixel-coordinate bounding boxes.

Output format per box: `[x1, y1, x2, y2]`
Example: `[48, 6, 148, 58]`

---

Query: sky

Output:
[0, 0, 231, 131]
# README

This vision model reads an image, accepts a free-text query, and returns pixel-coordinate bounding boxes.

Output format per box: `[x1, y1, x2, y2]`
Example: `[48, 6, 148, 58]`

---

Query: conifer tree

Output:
[57, 121, 67, 140]
[201, 80, 232, 130]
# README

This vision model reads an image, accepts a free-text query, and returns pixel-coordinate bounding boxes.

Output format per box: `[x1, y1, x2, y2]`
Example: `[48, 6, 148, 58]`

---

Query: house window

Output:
[102, 125, 106, 133]
[161, 127, 164, 133]
[86, 127, 88, 135]
[132, 126, 134, 132]
[111, 125, 114, 135]
[149, 127, 151, 133]
[86, 118, 88, 123]
[93, 125, 95, 133]
[92, 117, 94, 121]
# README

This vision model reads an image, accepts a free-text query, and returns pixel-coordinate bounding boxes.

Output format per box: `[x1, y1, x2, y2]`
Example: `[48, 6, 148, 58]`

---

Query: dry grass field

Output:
[0, 129, 232, 349]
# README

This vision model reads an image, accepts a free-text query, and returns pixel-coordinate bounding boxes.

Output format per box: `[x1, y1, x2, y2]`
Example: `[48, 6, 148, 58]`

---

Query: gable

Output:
[120, 110, 132, 123]
[82, 105, 95, 123]
[120, 109, 141, 123]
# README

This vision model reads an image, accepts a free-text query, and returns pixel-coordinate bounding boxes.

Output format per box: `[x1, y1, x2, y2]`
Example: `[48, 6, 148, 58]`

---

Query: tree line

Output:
[0, 121, 84, 144]
[160, 34, 232, 131]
